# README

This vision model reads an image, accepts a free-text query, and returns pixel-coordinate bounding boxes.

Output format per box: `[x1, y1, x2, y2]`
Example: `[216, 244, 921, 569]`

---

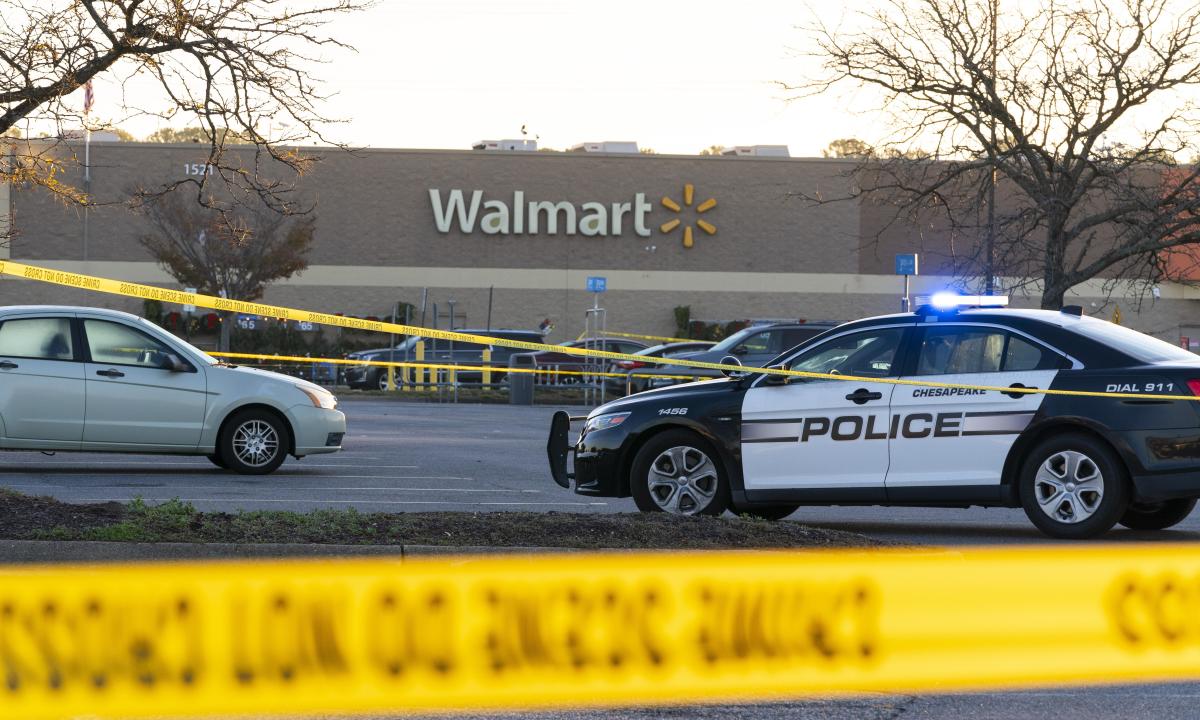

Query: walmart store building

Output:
[3, 141, 1199, 345]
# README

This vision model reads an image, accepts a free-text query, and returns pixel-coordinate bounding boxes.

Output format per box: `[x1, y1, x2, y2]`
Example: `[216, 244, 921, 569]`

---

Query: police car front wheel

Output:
[1019, 433, 1129, 539]
[631, 430, 730, 516]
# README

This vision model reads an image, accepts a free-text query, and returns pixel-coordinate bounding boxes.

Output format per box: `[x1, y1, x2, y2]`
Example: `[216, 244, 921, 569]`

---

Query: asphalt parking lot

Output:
[0, 399, 626, 514]
[4, 397, 1200, 717]
[5, 397, 1200, 546]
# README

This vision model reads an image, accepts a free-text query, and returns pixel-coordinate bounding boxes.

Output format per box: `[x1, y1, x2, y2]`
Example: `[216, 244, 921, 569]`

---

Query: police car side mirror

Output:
[730, 345, 749, 356]
[719, 355, 749, 379]
[763, 363, 790, 386]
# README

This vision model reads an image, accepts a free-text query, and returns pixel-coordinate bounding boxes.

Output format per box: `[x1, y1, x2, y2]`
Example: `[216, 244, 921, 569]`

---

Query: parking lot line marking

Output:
[0, 473, 476, 480]
[0, 461, 423, 470]
[0, 484, 539, 494]
[78, 498, 609, 506]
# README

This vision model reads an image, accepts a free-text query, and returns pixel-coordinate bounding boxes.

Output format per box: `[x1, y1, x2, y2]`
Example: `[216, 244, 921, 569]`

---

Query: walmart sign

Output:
[429, 189, 653, 237]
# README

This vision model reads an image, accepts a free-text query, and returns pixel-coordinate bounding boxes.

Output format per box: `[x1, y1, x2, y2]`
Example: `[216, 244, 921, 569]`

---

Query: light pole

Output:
[985, 0, 998, 295]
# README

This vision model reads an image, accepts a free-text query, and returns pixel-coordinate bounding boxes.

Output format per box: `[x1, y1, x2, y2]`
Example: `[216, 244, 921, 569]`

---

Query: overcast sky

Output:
[69, 0, 1199, 157]
[86, 0, 885, 157]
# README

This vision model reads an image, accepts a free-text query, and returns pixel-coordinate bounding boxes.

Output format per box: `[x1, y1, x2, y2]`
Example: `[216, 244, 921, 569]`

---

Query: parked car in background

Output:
[345, 329, 544, 389]
[605, 341, 717, 395]
[518, 338, 651, 383]
[645, 322, 839, 387]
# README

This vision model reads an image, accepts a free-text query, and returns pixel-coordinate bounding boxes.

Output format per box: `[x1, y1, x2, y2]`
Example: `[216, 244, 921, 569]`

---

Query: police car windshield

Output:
[1070, 318, 1196, 363]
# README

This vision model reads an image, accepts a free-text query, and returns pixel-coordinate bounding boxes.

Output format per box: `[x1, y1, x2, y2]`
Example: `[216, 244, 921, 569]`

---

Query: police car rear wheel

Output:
[1118, 498, 1197, 531]
[631, 430, 730, 516]
[1019, 433, 1129, 539]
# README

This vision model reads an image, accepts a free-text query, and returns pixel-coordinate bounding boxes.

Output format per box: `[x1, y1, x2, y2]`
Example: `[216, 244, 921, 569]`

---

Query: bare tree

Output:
[0, 0, 367, 216]
[801, 0, 1200, 309]
[137, 191, 313, 350]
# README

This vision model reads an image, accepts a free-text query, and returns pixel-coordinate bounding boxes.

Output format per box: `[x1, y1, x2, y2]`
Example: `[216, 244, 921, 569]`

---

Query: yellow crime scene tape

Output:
[210, 351, 705, 382]
[4, 545, 1200, 719]
[1, 259, 1196, 402]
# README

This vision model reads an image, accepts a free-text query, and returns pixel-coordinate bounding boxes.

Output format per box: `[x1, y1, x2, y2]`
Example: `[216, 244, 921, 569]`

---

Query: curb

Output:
[0, 540, 576, 564]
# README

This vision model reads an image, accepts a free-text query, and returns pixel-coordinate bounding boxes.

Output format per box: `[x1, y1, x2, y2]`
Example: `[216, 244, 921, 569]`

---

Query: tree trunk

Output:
[1040, 284, 1067, 310]
[1040, 225, 1069, 310]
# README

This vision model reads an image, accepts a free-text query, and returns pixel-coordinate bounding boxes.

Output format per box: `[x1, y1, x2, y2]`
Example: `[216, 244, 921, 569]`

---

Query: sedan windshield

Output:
[136, 317, 217, 364]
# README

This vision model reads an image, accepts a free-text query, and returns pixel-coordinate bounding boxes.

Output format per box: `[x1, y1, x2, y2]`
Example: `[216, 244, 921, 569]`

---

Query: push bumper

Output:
[547, 410, 574, 488]
[546, 411, 625, 497]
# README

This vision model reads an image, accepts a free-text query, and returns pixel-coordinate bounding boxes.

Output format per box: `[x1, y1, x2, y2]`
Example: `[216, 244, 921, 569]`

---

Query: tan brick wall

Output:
[5, 144, 1199, 347]
[11, 145, 861, 273]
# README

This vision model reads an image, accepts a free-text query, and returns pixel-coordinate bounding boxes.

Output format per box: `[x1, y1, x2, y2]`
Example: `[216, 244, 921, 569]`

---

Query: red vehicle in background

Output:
[605, 341, 717, 395]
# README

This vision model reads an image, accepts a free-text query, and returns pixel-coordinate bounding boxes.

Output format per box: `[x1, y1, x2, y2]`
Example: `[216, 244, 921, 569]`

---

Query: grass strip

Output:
[0, 489, 879, 549]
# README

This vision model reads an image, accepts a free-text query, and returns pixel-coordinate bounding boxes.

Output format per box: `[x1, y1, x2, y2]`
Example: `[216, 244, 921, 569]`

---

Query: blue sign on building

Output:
[586, 276, 607, 293]
[895, 253, 919, 276]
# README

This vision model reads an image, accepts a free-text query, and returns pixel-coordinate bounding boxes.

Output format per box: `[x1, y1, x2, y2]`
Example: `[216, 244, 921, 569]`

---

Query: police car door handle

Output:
[845, 388, 883, 404]
[1005, 382, 1036, 399]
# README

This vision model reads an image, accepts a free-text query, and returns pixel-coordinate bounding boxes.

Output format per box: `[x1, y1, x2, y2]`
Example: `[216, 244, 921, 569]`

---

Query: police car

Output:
[547, 295, 1200, 539]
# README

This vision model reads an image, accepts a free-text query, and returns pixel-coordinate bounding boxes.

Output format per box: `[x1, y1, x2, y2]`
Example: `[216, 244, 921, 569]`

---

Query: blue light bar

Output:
[917, 293, 1009, 311]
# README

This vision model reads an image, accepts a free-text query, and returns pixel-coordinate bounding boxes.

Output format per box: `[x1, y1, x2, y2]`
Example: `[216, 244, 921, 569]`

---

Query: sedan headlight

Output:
[584, 412, 631, 433]
[299, 386, 338, 410]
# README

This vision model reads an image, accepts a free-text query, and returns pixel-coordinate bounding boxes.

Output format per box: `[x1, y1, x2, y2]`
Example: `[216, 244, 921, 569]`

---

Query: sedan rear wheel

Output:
[220, 409, 288, 475]
[631, 430, 729, 516]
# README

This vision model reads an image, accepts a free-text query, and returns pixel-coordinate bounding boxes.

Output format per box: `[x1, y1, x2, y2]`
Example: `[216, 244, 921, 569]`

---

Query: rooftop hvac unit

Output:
[472, 139, 538, 151]
[720, 145, 791, 158]
[569, 141, 640, 154]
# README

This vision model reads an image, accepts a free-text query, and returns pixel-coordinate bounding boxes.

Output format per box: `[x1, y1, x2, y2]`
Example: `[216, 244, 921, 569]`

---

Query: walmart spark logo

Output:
[659, 183, 716, 248]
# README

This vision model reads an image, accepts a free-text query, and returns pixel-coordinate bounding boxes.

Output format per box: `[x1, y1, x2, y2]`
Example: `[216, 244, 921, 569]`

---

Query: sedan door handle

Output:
[96, 368, 125, 378]
[845, 388, 884, 404]
[1005, 383, 1037, 399]
[0, 360, 16, 369]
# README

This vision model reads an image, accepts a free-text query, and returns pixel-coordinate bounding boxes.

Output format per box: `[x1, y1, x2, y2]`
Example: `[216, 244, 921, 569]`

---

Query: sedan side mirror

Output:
[163, 353, 190, 372]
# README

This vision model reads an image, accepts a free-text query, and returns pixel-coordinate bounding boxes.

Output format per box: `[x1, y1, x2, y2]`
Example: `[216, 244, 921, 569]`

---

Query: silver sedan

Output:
[0, 305, 345, 474]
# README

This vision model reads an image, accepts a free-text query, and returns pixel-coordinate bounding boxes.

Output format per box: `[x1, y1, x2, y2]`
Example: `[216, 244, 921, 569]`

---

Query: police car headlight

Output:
[585, 412, 631, 433]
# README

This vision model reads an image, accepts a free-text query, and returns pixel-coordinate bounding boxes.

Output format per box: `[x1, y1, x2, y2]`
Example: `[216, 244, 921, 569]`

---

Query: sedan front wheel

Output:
[220, 409, 289, 475]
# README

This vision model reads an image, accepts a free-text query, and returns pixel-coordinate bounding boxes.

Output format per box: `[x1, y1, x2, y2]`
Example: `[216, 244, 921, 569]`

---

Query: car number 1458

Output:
[658, 408, 688, 416]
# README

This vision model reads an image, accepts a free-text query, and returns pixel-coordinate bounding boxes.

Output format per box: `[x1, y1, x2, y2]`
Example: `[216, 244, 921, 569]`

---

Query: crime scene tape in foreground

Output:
[3, 259, 1199, 402]
[4, 545, 1200, 719]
